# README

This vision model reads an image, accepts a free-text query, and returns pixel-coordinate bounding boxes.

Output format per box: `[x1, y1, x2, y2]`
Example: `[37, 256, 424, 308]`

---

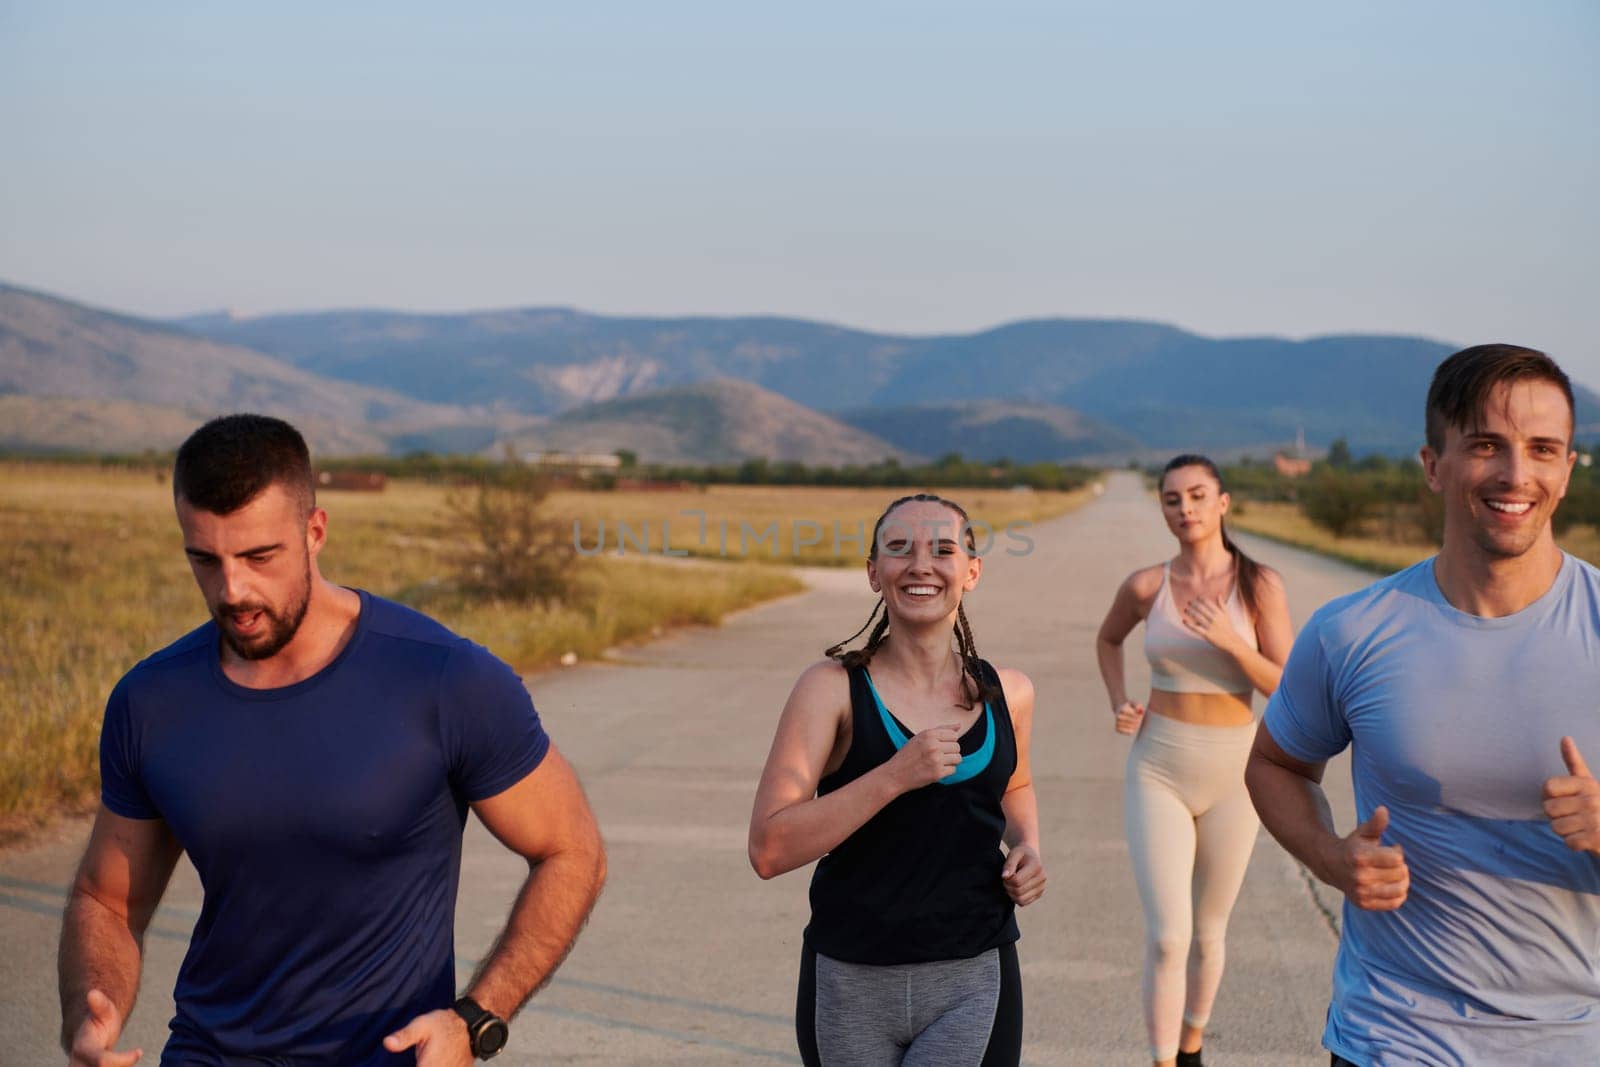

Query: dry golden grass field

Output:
[0, 463, 1088, 836]
[1229, 499, 1600, 574]
[551, 482, 1095, 566]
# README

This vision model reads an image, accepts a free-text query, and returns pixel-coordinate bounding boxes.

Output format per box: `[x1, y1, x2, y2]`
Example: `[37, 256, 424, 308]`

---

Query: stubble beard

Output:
[1471, 526, 1546, 561]
[217, 558, 313, 662]
[1465, 497, 1551, 562]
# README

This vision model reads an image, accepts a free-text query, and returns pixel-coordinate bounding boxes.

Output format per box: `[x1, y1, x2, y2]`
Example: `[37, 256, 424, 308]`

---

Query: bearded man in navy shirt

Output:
[58, 414, 606, 1066]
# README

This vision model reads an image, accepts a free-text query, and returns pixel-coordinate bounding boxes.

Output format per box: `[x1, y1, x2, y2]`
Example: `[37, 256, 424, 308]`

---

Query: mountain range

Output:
[6, 280, 1596, 463]
[177, 302, 1600, 455]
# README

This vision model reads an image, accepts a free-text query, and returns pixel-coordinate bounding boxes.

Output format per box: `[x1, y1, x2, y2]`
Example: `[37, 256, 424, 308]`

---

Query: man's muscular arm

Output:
[59, 808, 183, 1063]
[1246, 726, 1409, 911]
[462, 745, 606, 1014]
[384, 745, 605, 1064]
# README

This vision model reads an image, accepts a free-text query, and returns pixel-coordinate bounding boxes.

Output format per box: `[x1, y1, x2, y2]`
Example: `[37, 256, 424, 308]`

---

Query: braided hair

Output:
[824, 493, 1001, 710]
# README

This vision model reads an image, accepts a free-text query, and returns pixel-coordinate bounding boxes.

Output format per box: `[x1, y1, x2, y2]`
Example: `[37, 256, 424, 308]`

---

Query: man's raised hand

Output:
[1324, 805, 1409, 911]
[1543, 736, 1600, 855]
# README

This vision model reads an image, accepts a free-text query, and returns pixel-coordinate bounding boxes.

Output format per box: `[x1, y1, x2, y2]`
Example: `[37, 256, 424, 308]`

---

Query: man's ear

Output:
[1419, 446, 1442, 493]
[1556, 448, 1578, 502]
[305, 506, 329, 557]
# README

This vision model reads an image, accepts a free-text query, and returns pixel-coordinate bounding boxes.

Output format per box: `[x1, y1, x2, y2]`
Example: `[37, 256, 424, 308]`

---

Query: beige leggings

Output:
[1123, 713, 1259, 1062]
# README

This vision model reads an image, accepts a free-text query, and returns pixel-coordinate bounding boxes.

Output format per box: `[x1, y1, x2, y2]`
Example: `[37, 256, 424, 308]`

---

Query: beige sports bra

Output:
[1143, 562, 1257, 695]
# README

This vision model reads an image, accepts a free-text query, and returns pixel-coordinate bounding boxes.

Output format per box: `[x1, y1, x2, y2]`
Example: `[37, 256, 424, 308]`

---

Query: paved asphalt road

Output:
[1, 471, 1372, 1064]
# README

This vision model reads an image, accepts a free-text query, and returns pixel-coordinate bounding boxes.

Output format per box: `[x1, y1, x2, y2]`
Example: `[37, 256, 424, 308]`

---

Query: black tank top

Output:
[804, 659, 1021, 965]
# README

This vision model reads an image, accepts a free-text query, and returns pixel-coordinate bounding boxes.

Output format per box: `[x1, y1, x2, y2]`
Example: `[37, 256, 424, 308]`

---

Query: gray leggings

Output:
[798, 944, 1022, 1066]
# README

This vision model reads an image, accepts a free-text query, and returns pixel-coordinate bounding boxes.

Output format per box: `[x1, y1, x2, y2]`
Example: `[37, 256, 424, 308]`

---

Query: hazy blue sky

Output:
[3, 2, 1597, 385]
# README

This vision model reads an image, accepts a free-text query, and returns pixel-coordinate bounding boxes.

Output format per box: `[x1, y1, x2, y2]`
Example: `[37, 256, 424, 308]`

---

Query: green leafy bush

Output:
[447, 468, 583, 606]
[1300, 469, 1380, 539]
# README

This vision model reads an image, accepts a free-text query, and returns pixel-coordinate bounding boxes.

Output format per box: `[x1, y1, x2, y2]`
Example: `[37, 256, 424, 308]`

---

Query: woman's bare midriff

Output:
[1148, 688, 1253, 727]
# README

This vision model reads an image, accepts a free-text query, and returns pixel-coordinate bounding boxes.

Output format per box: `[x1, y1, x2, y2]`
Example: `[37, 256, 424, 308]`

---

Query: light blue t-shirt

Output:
[1264, 553, 1600, 1066]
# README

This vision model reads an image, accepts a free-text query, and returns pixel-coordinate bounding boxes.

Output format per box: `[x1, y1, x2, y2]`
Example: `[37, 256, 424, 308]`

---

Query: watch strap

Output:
[451, 996, 507, 1059]
[452, 995, 488, 1028]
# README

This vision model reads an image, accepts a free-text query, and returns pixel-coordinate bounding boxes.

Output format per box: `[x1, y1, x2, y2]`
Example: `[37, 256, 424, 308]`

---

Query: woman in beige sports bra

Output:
[1096, 454, 1294, 1067]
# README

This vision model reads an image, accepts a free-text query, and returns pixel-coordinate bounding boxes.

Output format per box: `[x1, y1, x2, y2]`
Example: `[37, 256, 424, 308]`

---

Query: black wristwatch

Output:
[452, 995, 510, 1060]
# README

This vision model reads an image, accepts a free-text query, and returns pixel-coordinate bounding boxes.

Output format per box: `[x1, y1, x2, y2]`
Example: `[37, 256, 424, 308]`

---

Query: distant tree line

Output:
[2, 446, 1098, 492]
[0, 447, 176, 472]
[639, 453, 1099, 491]
[315, 450, 1098, 492]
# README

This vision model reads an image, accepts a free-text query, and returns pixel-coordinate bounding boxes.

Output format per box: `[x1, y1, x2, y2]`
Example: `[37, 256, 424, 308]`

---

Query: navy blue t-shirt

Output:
[99, 590, 550, 1065]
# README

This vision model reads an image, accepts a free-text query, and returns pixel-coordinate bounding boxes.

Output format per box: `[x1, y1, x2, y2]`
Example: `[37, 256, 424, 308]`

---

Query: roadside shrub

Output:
[1218, 462, 1300, 503]
[1301, 469, 1379, 539]
[1415, 484, 1444, 544]
[447, 468, 583, 605]
[1554, 467, 1598, 534]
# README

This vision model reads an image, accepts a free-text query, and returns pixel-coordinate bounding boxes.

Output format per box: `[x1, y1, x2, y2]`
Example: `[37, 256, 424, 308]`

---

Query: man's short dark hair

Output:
[174, 414, 316, 516]
[1425, 344, 1574, 453]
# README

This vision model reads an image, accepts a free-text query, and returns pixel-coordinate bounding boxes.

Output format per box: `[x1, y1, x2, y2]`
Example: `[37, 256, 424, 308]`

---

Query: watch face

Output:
[477, 1019, 509, 1058]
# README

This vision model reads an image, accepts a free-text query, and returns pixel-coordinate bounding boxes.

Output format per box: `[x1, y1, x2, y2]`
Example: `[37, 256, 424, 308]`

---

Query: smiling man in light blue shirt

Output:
[1247, 344, 1600, 1066]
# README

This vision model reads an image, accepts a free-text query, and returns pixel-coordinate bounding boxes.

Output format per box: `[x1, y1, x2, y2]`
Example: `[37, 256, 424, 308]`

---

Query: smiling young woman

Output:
[748, 493, 1044, 1067]
[1094, 456, 1294, 1067]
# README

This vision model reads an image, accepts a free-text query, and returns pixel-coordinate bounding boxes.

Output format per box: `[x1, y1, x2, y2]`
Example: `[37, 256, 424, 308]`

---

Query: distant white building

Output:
[1273, 426, 1312, 478]
[521, 451, 623, 472]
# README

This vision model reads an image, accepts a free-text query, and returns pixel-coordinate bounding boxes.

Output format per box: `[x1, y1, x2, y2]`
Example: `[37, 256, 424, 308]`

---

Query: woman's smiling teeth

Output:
[903, 585, 942, 598]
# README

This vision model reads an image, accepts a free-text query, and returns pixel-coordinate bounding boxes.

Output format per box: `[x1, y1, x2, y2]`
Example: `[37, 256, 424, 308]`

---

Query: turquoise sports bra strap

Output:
[862, 670, 994, 786]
